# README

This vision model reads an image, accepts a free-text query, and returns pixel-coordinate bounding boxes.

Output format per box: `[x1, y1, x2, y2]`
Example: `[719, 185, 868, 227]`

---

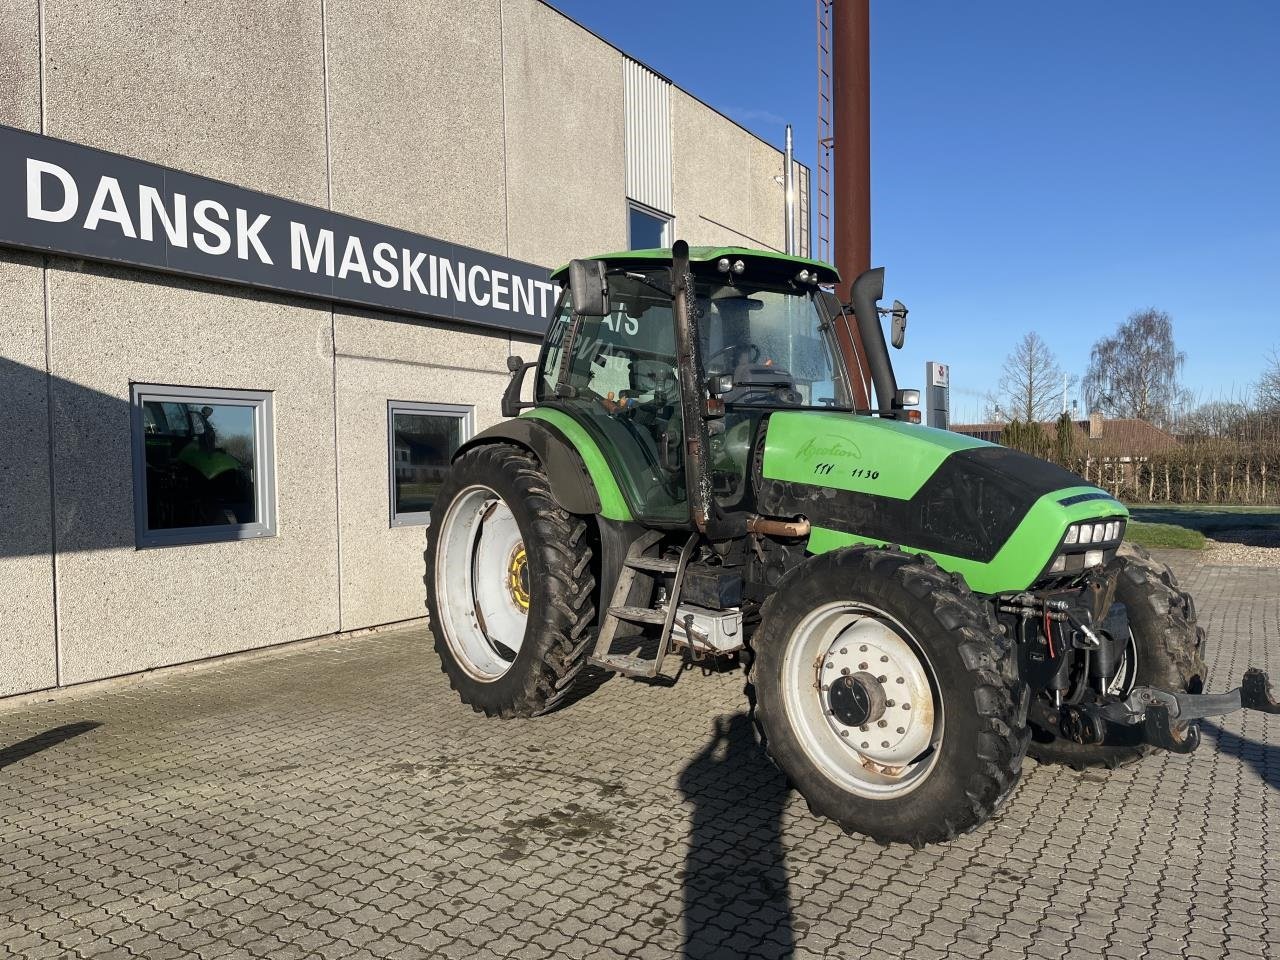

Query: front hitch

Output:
[1092, 668, 1280, 753]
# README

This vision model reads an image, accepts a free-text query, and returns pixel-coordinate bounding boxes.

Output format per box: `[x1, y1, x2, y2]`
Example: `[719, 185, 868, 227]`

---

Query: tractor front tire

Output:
[748, 547, 1030, 847]
[425, 443, 597, 718]
[1028, 543, 1207, 769]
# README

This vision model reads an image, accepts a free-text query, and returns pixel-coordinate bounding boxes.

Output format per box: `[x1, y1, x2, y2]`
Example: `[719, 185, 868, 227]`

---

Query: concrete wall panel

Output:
[333, 313, 508, 632]
[325, 0, 507, 251]
[671, 89, 788, 253]
[502, 0, 627, 266]
[46, 265, 339, 684]
[42, 0, 328, 205]
[0, 0, 41, 132]
[0, 252, 58, 696]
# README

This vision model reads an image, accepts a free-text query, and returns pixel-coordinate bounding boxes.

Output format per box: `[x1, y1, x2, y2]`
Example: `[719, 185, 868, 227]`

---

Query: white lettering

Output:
[338, 235, 371, 283]
[25, 159, 78, 223]
[440, 259, 465, 302]
[235, 209, 272, 264]
[490, 270, 509, 310]
[192, 199, 231, 255]
[372, 242, 398, 289]
[535, 280, 557, 317]
[290, 222, 334, 275]
[511, 275, 534, 315]
[402, 248, 428, 293]
[467, 264, 491, 307]
[138, 187, 188, 247]
[83, 176, 136, 237]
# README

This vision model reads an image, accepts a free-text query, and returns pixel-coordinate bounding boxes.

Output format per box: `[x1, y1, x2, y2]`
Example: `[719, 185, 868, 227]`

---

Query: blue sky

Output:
[549, 0, 1280, 421]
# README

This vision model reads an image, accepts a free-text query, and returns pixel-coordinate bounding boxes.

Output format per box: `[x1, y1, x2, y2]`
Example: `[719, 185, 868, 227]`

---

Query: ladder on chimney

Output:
[815, 0, 834, 265]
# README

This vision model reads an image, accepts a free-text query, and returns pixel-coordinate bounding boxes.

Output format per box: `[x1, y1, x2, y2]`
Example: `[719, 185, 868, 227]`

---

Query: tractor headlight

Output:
[1043, 517, 1126, 580]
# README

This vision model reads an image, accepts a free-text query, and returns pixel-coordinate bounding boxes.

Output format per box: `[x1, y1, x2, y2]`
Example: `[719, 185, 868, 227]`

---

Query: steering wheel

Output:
[706, 342, 761, 371]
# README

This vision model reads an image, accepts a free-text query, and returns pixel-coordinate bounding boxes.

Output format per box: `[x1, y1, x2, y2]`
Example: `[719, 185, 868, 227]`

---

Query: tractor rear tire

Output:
[1027, 543, 1207, 770]
[425, 443, 597, 718]
[748, 547, 1030, 847]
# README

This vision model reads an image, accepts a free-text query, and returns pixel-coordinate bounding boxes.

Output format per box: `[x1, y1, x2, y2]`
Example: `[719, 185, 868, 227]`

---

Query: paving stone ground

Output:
[2, 556, 1278, 959]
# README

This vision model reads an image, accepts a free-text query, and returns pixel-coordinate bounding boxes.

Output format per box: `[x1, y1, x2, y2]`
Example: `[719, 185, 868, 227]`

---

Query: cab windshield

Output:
[539, 271, 852, 412]
[695, 281, 852, 411]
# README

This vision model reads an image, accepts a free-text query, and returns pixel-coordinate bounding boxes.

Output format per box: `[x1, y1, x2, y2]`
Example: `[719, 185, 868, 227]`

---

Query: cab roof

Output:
[549, 246, 840, 285]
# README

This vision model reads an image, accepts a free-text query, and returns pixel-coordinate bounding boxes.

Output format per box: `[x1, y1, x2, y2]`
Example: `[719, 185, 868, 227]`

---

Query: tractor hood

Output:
[755, 411, 1128, 594]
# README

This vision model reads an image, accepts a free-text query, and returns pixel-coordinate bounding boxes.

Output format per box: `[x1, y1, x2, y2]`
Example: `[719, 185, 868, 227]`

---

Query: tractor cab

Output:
[529, 245, 872, 526]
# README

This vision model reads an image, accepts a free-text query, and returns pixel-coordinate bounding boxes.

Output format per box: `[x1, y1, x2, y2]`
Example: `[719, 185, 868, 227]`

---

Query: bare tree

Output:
[1082, 308, 1187, 428]
[1257, 349, 1280, 412]
[1178, 400, 1249, 440]
[986, 332, 1070, 423]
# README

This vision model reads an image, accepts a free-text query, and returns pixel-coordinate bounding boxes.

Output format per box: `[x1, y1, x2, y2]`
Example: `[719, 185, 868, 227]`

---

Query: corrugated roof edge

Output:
[549, 246, 839, 283]
[535, 0, 811, 168]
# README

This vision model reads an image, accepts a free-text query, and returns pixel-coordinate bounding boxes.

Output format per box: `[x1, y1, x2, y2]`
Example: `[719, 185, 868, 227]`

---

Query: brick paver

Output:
[1, 558, 1277, 959]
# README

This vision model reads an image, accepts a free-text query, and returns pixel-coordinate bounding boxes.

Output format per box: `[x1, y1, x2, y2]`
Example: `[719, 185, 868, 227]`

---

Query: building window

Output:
[388, 401, 474, 526]
[131, 384, 276, 547]
[628, 202, 672, 250]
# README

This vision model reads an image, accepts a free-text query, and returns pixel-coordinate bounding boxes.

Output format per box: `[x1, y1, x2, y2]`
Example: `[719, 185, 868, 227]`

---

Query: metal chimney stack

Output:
[828, 0, 874, 409]
[784, 125, 796, 255]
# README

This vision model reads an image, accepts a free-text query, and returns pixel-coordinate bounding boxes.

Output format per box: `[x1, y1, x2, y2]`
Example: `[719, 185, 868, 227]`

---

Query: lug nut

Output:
[859, 724, 869, 732]
[826, 662, 834, 670]
[877, 720, 887, 728]
[881, 741, 890, 748]
[896, 727, 905, 734]
[903, 703, 911, 710]
[841, 667, 851, 675]
[859, 645, 868, 652]
[885, 700, 895, 707]
[840, 648, 847, 655]
[880, 655, 889, 663]
[859, 662, 868, 670]
[839, 730, 849, 738]
[861, 742, 869, 749]
[878, 675, 887, 683]
[896, 677, 905, 684]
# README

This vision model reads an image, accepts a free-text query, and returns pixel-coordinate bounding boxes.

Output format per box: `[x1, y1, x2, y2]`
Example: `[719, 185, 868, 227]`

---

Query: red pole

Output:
[831, 0, 873, 408]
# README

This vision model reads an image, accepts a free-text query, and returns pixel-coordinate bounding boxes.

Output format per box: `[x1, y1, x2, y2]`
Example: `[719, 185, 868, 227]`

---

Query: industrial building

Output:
[0, 0, 810, 698]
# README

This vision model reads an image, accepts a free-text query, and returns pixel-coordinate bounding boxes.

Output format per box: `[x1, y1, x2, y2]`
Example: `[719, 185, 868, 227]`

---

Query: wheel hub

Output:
[819, 618, 936, 768]
[828, 672, 886, 727]
[507, 544, 530, 611]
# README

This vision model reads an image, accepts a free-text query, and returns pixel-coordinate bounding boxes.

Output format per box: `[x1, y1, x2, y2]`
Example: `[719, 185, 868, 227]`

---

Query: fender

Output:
[453, 417, 602, 516]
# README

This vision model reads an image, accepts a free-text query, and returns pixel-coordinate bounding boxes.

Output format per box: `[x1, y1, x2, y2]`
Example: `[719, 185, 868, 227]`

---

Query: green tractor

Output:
[425, 241, 1278, 846]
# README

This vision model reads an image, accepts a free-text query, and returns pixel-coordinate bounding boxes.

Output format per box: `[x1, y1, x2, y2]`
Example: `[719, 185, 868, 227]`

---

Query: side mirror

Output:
[568, 259, 609, 317]
[501, 355, 538, 417]
[890, 300, 909, 349]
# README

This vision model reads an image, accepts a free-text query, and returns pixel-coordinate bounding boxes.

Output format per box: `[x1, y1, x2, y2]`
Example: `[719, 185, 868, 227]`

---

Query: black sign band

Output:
[0, 124, 557, 336]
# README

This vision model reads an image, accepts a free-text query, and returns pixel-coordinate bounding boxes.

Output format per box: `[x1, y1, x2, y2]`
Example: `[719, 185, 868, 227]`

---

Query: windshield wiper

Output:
[611, 270, 673, 299]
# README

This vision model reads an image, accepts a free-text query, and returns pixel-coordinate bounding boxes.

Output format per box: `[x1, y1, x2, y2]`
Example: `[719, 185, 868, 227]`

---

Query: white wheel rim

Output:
[434, 485, 530, 682]
[780, 601, 943, 799]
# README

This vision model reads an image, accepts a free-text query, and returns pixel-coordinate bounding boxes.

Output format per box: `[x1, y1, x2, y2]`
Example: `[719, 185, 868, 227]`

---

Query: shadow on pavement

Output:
[0, 721, 101, 770]
[1201, 720, 1279, 790]
[677, 712, 794, 959]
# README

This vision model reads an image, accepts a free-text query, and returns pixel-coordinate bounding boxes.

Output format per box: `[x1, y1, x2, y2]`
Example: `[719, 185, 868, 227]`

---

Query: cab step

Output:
[607, 605, 667, 625]
[588, 531, 699, 680]
[590, 653, 659, 678]
[625, 556, 680, 575]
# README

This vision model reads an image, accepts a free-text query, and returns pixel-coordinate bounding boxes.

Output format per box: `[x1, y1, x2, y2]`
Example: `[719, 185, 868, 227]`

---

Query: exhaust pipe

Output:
[849, 267, 897, 415]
